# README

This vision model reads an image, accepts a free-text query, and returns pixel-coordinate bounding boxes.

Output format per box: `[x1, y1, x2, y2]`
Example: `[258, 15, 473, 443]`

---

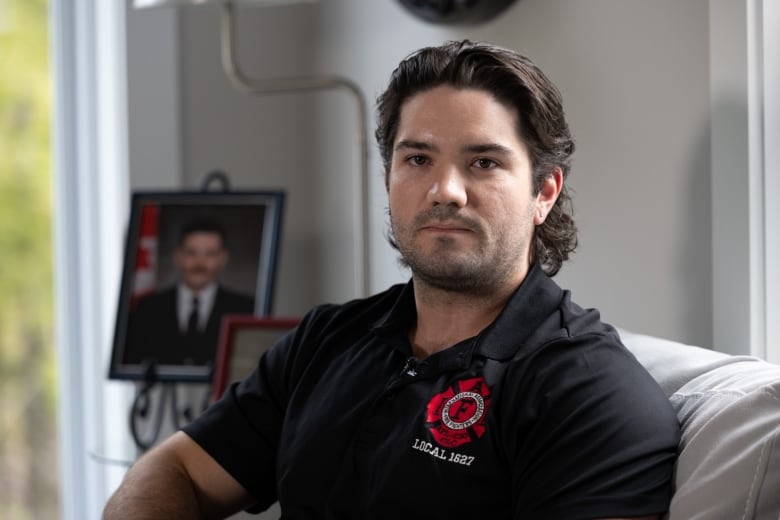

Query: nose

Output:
[426, 165, 467, 207]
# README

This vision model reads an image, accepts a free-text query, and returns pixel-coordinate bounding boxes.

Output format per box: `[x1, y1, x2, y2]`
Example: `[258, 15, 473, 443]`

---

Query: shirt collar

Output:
[371, 263, 565, 361]
[370, 281, 416, 353]
[474, 263, 565, 360]
[178, 281, 219, 311]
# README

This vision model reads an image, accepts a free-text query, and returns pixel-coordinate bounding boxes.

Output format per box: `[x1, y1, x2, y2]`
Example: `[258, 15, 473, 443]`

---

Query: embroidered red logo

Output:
[425, 376, 491, 448]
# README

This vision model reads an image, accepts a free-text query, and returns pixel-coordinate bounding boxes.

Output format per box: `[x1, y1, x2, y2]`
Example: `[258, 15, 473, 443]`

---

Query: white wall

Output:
[128, 0, 713, 346]
[126, 4, 181, 189]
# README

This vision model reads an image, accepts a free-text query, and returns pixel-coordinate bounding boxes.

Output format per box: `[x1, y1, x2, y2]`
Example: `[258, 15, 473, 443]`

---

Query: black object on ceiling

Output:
[396, 0, 518, 25]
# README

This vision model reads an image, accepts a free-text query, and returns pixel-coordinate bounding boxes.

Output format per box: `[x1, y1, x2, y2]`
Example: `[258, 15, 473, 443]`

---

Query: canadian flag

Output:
[131, 203, 160, 309]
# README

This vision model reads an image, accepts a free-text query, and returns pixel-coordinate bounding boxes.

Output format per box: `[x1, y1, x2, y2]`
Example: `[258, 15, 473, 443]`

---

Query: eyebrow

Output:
[394, 139, 514, 157]
[462, 143, 514, 156]
[394, 139, 437, 152]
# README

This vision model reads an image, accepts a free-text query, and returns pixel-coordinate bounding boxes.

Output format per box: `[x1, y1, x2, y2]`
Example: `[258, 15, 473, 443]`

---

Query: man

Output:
[105, 41, 679, 519]
[124, 217, 255, 368]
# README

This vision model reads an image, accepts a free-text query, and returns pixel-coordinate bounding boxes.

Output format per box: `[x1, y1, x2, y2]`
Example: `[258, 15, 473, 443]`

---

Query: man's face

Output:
[173, 231, 228, 292]
[388, 85, 542, 294]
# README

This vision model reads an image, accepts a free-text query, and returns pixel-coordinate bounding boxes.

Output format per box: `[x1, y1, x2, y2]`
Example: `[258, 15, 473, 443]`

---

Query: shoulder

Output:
[495, 284, 675, 432]
[242, 284, 408, 402]
[263, 284, 407, 371]
[134, 286, 176, 311]
[296, 284, 407, 339]
[215, 286, 255, 307]
[496, 302, 680, 517]
[517, 301, 658, 403]
[502, 317, 679, 452]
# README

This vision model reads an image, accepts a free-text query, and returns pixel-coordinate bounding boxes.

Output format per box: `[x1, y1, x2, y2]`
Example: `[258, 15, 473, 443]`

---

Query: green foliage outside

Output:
[0, 0, 59, 518]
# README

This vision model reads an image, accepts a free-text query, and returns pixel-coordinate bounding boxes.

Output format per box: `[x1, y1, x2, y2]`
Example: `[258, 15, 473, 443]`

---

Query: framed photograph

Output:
[211, 315, 299, 401]
[108, 190, 285, 382]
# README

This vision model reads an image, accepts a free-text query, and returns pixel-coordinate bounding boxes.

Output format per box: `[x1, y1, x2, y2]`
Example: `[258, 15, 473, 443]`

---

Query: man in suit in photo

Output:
[124, 217, 255, 369]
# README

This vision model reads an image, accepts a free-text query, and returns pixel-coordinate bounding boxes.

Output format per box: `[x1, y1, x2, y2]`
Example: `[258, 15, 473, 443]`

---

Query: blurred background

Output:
[1, 0, 777, 518]
[0, 0, 57, 518]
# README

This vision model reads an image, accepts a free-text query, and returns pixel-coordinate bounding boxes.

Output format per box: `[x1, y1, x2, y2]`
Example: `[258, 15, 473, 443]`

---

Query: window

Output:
[763, 1, 780, 363]
[710, 0, 779, 361]
[0, 0, 58, 517]
[50, 0, 133, 517]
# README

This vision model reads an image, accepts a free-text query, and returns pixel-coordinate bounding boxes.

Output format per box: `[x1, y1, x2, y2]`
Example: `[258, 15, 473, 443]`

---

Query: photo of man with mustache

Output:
[124, 216, 255, 369]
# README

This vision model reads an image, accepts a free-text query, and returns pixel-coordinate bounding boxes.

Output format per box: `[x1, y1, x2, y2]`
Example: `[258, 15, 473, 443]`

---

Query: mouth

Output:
[410, 207, 481, 237]
[418, 219, 475, 235]
[421, 224, 471, 233]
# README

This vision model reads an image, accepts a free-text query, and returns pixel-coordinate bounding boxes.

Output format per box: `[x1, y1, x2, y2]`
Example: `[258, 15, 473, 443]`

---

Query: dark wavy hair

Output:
[177, 216, 228, 249]
[375, 40, 577, 276]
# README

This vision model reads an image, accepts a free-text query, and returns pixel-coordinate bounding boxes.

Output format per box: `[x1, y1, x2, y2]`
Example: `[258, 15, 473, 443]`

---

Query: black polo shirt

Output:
[184, 263, 680, 519]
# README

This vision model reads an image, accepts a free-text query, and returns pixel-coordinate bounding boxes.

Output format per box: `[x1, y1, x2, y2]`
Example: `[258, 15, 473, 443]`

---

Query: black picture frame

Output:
[108, 190, 285, 382]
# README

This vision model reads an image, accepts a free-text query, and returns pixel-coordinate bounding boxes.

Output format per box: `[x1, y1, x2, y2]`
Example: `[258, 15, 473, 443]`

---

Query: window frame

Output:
[710, 0, 778, 361]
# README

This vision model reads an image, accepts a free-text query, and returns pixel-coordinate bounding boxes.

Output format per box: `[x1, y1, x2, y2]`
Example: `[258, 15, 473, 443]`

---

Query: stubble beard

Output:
[390, 207, 527, 296]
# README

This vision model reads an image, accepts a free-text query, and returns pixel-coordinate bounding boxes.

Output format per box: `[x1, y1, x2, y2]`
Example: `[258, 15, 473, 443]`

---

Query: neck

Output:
[409, 277, 520, 359]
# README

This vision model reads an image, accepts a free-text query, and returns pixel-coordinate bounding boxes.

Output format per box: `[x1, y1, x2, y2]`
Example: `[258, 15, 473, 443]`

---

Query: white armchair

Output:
[621, 329, 780, 519]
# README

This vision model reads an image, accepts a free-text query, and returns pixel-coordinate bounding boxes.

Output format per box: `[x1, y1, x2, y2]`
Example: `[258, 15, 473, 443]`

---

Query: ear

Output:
[533, 167, 563, 226]
[172, 246, 184, 268]
[219, 250, 229, 269]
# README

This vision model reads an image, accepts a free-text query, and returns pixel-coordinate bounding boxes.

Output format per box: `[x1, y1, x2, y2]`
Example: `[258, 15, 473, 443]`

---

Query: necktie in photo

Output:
[187, 296, 199, 335]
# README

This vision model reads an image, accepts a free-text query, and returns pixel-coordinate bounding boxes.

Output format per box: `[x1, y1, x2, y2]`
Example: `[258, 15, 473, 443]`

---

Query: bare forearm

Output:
[103, 432, 251, 519]
[103, 456, 203, 519]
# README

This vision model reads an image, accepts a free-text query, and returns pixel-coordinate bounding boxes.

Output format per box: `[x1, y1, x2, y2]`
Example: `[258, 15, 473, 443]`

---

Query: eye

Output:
[406, 154, 430, 167]
[473, 157, 499, 170]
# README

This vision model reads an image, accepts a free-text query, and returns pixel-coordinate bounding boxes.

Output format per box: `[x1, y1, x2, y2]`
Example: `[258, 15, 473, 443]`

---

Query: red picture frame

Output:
[211, 314, 299, 402]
